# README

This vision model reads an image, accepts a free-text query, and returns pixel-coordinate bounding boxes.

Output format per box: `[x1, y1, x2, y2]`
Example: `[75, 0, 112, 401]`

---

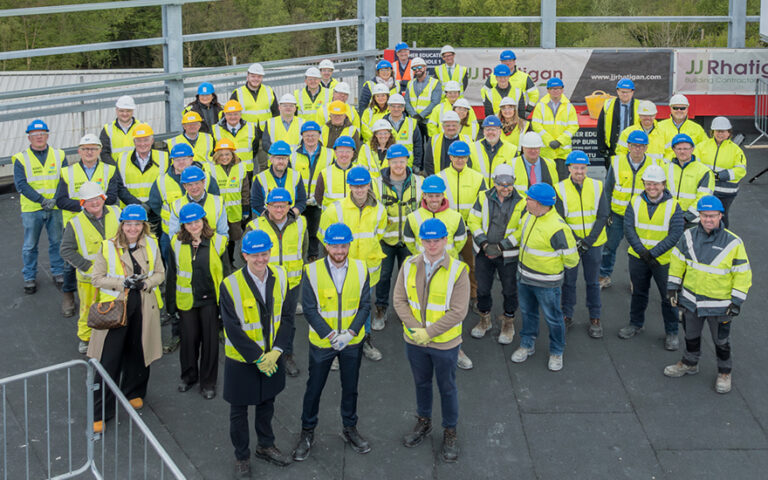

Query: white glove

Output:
[334, 330, 355, 351]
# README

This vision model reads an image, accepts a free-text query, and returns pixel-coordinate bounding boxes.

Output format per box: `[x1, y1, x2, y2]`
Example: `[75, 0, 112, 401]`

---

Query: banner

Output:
[674, 49, 768, 94]
[570, 51, 672, 104]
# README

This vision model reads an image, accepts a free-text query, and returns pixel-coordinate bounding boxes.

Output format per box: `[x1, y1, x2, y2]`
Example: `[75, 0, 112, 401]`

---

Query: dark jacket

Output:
[623, 190, 684, 259]
[183, 95, 223, 134]
[597, 97, 637, 159]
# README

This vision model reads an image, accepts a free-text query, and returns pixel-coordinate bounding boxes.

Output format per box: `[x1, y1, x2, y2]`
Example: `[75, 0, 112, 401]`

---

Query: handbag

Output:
[87, 248, 130, 330]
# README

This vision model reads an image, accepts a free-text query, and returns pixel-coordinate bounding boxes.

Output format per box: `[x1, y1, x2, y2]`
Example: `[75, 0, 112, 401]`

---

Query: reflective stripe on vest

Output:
[171, 233, 227, 310]
[15, 148, 64, 212]
[70, 205, 121, 282]
[254, 215, 306, 289]
[236, 85, 275, 123]
[118, 152, 166, 202]
[212, 163, 247, 222]
[629, 195, 675, 263]
[555, 177, 607, 246]
[407, 77, 439, 114]
[98, 237, 162, 309]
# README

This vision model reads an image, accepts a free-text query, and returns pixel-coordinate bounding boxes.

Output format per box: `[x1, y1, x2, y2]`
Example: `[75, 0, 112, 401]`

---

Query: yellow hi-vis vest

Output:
[61, 162, 115, 225]
[555, 177, 608, 246]
[435, 64, 468, 94]
[430, 133, 472, 170]
[615, 123, 666, 163]
[427, 101, 479, 138]
[318, 162, 353, 209]
[467, 192, 525, 256]
[103, 120, 141, 162]
[390, 116, 417, 163]
[361, 107, 389, 143]
[357, 144, 387, 181]
[212, 163, 247, 223]
[234, 85, 276, 124]
[291, 146, 334, 203]
[469, 139, 517, 187]
[171, 233, 227, 311]
[69, 205, 121, 283]
[658, 118, 707, 160]
[211, 122, 257, 172]
[255, 167, 301, 211]
[96, 237, 163, 308]
[294, 87, 326, 121]
[247, 215, 306, 289]
[407, 77, 440, 116]
[262, 116, 305, 150]
[321, 125, 359, 148]
[517, 208, 579, 285]
[117, 151, 167, 202]
[608, 155, 657, 216]
[380, 174, 423, 246]
[171, 194, 225, 234]
[304, 258, 367, 348]
[665, 159, 714, 218]
[167, 133, 213, 166]
[156, 166, 213, 234]
[481, 85, 523, 119]
[405, 207, 466, 259]
[601, 98, 640, 149]
[511, 155, 559, 197]
[315, 103, 361, 131]
[223, 265, 287, 363]
[628, 195, 678, 264]
[438, 165, 486, 222]
[402, 254, 468, 344]
[12, 147, 64, 212]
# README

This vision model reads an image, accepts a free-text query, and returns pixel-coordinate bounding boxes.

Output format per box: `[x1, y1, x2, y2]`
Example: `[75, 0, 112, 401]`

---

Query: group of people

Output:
[12, 44, 753, 479]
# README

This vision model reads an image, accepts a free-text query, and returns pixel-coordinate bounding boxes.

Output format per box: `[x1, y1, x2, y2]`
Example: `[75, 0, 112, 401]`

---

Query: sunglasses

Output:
[496, 183, 513, 188]
[671, 106, 687, 111]
[411, 66, 424, 71]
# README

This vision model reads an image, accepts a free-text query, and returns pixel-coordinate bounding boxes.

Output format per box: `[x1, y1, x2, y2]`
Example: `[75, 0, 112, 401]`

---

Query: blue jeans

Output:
[21, 210, 65, 281]
[405, 343, 459, 429]
[599, 213, 624, 278]
[375, 242, 410, 307]
[562, 245, 602, 319]
[518, 281, 566, 355]
[628, 255, 679, 334]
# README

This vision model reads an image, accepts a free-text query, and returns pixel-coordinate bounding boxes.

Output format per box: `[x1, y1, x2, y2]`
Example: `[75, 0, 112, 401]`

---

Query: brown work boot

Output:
[599, 276, 611, 289]
[497, 314, 516, 345]
[61, 291, 76, 317]
[441, 428, 459, 462]
[403, 416, 432, 447]
[470, 312, 492, 338]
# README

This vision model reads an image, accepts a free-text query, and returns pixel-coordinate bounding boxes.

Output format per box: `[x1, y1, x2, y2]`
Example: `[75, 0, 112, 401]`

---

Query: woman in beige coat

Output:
[89, 204, 164, 433]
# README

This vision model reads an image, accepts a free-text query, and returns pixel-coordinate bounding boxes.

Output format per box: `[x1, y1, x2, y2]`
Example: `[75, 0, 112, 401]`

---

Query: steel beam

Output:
[163, 4, 185, 131]
[729, 0, 747, 48]
[541, 0, 556, 48]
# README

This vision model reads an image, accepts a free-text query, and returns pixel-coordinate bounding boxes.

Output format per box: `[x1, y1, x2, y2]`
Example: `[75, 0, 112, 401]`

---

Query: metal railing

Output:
[749, 78, 768, 147]
[0, 359, 184, 479]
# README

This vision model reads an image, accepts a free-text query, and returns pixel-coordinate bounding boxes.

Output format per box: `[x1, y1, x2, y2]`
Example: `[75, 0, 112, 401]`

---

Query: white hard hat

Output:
[79, 133, 102, 147]
[372, 119, 393, 133]
[115, 95, 136, 110]
[440, 45, 455, 55]
[453, 98, 471, 110]
[669, 94, 689, 106]
[333, 81, 351, 95]
[637, 100, 657, 116]
[520, 131, 544, 148]
[78, 181, 105, 201]
[499, 96, 517, 108]
[248, 63, 265, 75]
[319, 59, 335, 70]
[388, 93, 406, 105]
[492, 163, 515, 180]
[711, 116, 732, 130]
[441, 110, 460, 123]
[372, 83, 390, 96]
[411, 57, 427, 67]
[279, 93, 297, 104]
[443, 81, 461, 92]
[642, 164, 667, 183]
[305, 67, 321, 78]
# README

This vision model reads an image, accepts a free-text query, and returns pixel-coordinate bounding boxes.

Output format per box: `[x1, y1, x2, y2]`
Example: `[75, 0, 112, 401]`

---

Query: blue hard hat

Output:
[616, 78, 635, 90]
[179, 202, 206, 224]
[333, 135, 356, 150]
[500, 50, 517, 61]
[565, 150, 590, 165]
[197, 82, 215, 95]
[170, 143, 194, 159]
[493, 64, 511, 77]
[546, 78, 564, 88]
[267, 187, 292, 204]
[422, 175, 446, 194]
[526, 183, 557, 206]
[301, 121, 321, 133]
[346, 166, 371, 185]
[671, 133, 694, 148]
[268, 140, 292, 156]
[447, 140, 470, 157]
[180, 165, 205, 184]
[386, 144, 410, 160]
[627, 130, 649, 145]
[324, 223, 353, 245]
[119, 204, 148, 222]
[697, 195, 724, 212]
[419, 218, 448, 240]
[242, 230, 273, 254]
[483, 115, 502, 128]
[26, 119, 49, 133]
[394, 42, 409, 52]
[376, 60, 393, 70]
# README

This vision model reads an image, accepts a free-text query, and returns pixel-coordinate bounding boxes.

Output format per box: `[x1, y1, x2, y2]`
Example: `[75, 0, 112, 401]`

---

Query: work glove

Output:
[576, 239, 590, 256]
[257, 350, 281, 375]
[549, 140, 561, 150]
[484, 243, 502, 258]
[255, 353, 275, 376]
[334, 330, 356, 351]
[726, 303, 740, 317]
[717, 170, 730, 181]
[41, 198, 56, 211]
[667, 290, 678, 308]
[410, 328, 431, 345]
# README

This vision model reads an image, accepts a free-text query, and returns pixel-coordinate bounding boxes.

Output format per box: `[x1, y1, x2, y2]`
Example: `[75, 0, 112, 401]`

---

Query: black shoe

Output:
[254, 445, 291, 466]
[233, 459, 251, 479]
[284, 354, 300, 377]
[201, 388, 216, 400]
[342, 426, 371, 454]
[24, 280, 36, 295]
[441, 428, 459, 463]
[53, 275, 64, 290]
[292, 429, 314, 461]
[177, 381, 196, 393]
[403, 416, 432, 448]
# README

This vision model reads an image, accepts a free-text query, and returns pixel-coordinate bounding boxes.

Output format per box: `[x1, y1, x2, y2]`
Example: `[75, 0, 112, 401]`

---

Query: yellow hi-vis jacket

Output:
[517, 208, 579, 287]
[531, 93, 579, 159]
[294, 86, 327, 121]
[102, 120, 141, 162]
[60, 161, 116, 225]
[262, 116, 305, 150]
[626, 194, 680, 265]
[469, 139, 517, 187]
[291, 146, 334, 205]
[211, 121, 258, 173]
[171, 233, 227, 311]
[211, 163, 247, 223]
[694, 138, 747, 197]
[511, 155, 559, 197]
[665, 158, 714, 221]
[403, 203, 467, 259]
[606, 155, 658, 216]
[657, 117, 707, 160]
[615, 123, 666, 163]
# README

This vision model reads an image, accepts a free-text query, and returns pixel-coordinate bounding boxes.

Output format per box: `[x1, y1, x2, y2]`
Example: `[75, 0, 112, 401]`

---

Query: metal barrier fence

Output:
[749, 78, 768, 146]
[0, 359, 184, 479]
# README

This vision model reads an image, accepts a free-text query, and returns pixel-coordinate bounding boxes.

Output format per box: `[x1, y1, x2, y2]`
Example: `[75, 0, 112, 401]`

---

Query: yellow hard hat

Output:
[132, 123, 154, 138]
[214, 138, 236, 151]
[182, 111, 203, 124]
[328, 100, 348, 115]
[223, 99, 243, 113]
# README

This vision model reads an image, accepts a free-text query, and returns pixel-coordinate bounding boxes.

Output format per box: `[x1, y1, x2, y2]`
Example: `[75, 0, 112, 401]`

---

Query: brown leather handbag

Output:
[87, 250, 129, 330]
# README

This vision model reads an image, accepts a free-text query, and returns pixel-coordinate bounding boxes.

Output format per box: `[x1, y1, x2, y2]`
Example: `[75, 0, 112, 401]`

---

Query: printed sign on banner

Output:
[675, 49, 768, 94]
[570, 51, 672, 104]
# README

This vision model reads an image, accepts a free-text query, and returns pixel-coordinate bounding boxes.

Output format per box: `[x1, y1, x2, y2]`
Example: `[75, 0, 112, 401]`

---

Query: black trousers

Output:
[303, 205, 322, 259]
[230, 401, 275, 461]
[715, 194, 735, 228]
[179, 303, 220, 389]
[300, 344, 363, 430]
[282, 286, 300, 356]
[94, 291, 148, 422]
[475, 253, 518, 315]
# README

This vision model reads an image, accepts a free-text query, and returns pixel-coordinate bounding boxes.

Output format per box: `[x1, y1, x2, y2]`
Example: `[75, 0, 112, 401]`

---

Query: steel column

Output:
[162, 3, 184, 132]
[728, 0, 747, 48]
[388, 0, 402, 47]
[357, 0, 377, 96]
[541, 0, 556, 48]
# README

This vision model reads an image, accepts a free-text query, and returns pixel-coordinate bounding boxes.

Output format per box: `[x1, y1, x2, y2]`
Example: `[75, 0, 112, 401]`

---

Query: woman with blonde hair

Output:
[89, 204, 165, 433]
[358, 119, 396, 181]
[361, 84, 391, 143]
[497, 97, 527, 149]
[453, 98, 479, 140]
[211, 138, 249, 263]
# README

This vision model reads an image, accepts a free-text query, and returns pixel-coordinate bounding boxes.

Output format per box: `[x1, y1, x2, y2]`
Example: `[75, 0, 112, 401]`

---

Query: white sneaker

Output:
[548, 354, 563, 372]
[456, 349, 473, 370]
[78, 340, 89, 355]
[663, 361, 699, 377]
[511, 346, 535, 363]
[715, 373, 732, 394]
